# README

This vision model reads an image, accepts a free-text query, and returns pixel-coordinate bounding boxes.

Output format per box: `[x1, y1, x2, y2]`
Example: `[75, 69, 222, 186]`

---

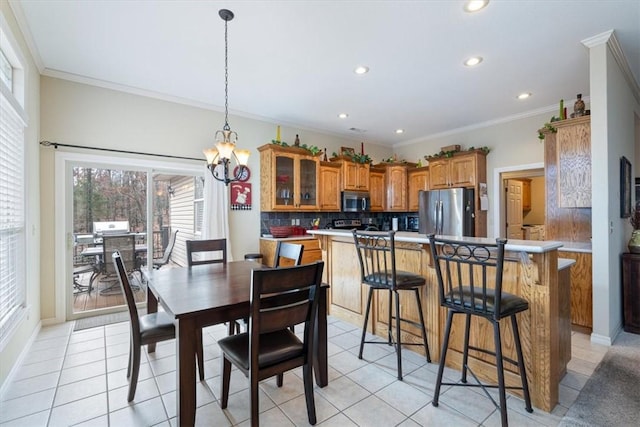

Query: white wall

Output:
[394, 113, 548, 237]
[39, 76, 391, 324]
[0, 3, 41, 387]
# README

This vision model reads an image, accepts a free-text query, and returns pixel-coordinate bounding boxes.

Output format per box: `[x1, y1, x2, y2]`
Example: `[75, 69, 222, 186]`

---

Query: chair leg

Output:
[511, 315, 533, 413]
[303, 363, 317, 425]
[493, 320, 508, 427]
[126, 338, 133, 379]
[461, 313, 472, 383]
[220, 356, 232, 409]
[358, 286, 374, 359]
[276, 373, 284, 387]
[413, 288, 431, 362]
[196, 329, 205, 381]
[433, 310, 454, 407]
[394, 290, 403, 380]
[250, 372, 260, 427]
[127, 343, 141, 402]
[387, 289, 393, 345]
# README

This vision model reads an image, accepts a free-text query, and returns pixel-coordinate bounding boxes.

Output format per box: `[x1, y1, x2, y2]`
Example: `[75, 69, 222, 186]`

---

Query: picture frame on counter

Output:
[620, 156, 632, 218]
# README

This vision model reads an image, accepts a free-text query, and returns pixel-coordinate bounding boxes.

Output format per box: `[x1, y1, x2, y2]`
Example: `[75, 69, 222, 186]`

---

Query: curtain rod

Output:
[39, 140, 203, 162]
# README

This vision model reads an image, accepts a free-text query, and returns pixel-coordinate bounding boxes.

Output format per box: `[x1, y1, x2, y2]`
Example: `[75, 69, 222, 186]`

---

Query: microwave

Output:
[341, 191, 370, 212]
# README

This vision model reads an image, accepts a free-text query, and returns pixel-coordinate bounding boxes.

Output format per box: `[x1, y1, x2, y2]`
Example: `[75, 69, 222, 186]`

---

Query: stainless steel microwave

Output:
[341, 191, 370, 212]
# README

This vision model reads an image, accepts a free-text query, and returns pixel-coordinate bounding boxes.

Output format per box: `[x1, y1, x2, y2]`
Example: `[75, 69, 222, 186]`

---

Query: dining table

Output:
[144, 260, 329, 426]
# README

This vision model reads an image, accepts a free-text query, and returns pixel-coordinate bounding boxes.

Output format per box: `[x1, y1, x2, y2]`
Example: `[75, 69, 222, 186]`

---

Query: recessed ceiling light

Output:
[464, 0, 489, 13]
[338, 113, 349, 119]
[517, 92, 532, 100]
[395, 129, 404, 134]
[354, 66, 369, 75]
[464, 56, 483, 67]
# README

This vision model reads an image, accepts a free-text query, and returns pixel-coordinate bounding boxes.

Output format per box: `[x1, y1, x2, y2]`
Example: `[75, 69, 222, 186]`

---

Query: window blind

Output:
[0, 90, 26, 343]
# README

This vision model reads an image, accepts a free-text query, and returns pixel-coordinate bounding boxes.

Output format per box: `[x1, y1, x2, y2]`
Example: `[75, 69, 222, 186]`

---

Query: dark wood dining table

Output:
[144, 260, 328, 426]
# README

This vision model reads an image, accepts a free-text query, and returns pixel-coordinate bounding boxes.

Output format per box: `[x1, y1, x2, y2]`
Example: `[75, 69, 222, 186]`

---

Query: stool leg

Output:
[413, 288, 431, 362]
[359, 287, 374, 359]
[387, 289, 393, 345]
[394, 290, 403, 380]
[433, 309, 454, 407]
[511, 315, 533, 413]
[493, 320, 508, 426]
[461, 313, 471, 383]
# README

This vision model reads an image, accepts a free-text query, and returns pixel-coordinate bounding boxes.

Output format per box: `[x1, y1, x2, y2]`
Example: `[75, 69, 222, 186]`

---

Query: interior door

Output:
[506, 179, 524, 239]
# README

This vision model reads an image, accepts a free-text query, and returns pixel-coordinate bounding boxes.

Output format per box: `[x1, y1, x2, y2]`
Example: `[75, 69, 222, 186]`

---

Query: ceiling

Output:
[12, 1, 640, 147]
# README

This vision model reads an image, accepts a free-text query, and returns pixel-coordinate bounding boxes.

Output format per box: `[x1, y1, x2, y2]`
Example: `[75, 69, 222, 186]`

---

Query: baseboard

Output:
[590, 322, 623, 347]
[0, 321, 41, 398]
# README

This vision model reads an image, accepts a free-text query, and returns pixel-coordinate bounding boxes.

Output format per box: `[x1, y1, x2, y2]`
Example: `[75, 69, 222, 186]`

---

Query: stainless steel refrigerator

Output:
[418, 188, 475, 236]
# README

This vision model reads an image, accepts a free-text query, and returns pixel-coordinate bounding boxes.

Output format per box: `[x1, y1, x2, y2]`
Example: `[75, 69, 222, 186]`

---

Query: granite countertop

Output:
[307, 229, 564, 254]
[557, 241, 592, 253]
[260, 235, 318, 241]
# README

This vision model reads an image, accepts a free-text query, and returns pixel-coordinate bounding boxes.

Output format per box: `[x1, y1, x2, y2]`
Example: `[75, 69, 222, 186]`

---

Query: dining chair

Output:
[427, 234, 532, 426]
[112, 251, 204, 402]
[186, 238, 227, 266]
[218, 261, 325, 427]
[273, 241, 304, 267]
[153, 229, 179, 269]
[352, 230, 431, 380]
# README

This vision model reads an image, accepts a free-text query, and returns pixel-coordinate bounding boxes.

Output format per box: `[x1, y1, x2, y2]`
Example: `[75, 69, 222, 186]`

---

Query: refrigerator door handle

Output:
[437, 200, 443, 234]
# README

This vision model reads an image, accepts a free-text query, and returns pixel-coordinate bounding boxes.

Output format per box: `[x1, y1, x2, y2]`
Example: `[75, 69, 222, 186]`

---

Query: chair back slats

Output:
[273, 242, 304, 267]
[113, 251, 140, 336]
[353, 230, 396, 289]
[186, 238, 227, 266]
[429, 235, 507, 319]
[104, 234, 136, 276]
[249, 262, 324, 352]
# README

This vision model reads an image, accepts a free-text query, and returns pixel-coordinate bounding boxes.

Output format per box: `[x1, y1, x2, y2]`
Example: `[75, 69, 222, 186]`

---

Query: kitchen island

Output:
[307, 229, 569, 412]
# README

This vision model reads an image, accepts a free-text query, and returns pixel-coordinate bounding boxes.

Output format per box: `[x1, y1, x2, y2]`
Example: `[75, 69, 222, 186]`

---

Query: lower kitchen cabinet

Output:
[259, 237, 322, 268]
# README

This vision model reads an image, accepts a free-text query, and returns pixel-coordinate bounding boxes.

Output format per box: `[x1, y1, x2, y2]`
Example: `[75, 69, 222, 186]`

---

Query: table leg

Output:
[147, 285, 158, 353]
[176, 317, 197, 426]
[314, 286, 328, 387]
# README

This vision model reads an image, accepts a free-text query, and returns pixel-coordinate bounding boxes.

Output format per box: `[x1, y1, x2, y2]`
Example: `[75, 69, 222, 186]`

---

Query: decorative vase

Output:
[574, 94, 585, 117]
[629, 230, 640, 254]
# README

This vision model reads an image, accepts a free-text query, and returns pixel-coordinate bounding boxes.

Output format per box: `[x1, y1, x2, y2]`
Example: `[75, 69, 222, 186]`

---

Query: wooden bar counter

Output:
[307, 229, 570, 412]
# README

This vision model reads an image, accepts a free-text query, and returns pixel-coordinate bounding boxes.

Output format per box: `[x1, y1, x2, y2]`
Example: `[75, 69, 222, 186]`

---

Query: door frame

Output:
[492, 162, 544, 238]
[54, 151, 203, 322]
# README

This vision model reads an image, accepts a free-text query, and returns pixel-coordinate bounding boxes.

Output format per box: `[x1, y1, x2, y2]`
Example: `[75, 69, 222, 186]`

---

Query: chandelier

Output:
[203, 9, 250, 185]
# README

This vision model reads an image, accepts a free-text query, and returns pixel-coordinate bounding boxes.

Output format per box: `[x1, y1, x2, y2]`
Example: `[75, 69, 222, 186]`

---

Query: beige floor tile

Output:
[565, 357, 598, 377]
[236, 406, 294, 427]
[2, 371, 59, 401]
[22, 345, 67, 365]
[193, 401, 232, 427]
[220, 387, 276, 425]
[0, 409, 50, 427]
[53, 374, 107, 407]
[327, 349, 369, 376]
[72, 414, 109, 427]
[346, 363, 397, 393]
[436, 383, 497, 423]
[559, 370, 590, 391]
[107, 363, 153, 390]
[316, 412, 358, 427]
[410, 400, 477, 426]
[343, 394, 407, 426]
[0, 388, 56, 424]
[66, 337, 105, 355]
[12, 357, 64, 382]
[315, 375, 369, 411]
[161, 381, 216, 419]
[374, 379, 431, 416]
[63, 347, 105, 369]
[108, 376, 160, 411]
[48, 392, 108, 427]
[108, 395, 168, 426]
[279, 392, 339, 426]
[69, 328, 105, 344]
[259, 372, 305, 405]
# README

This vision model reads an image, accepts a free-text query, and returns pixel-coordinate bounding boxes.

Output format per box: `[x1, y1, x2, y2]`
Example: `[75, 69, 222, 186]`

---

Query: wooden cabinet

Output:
[259, 238, 322, 268]
[259, 144, 320, 211]
[330, 157, 370, 191]
[429, 151, 483, 190]
[555, 116, 591, 208]
[318, 162, 341, 211]
[622, 253, 640, 334]
[385, 164, 408, 212]
[561, 251, 593, 330]
[521, 179, 532, 211]
[369, 168, 385, 212]
[408, 167, 429, 212]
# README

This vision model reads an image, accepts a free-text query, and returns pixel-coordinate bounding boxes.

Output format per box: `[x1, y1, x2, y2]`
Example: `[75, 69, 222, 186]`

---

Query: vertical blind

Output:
[0, 90, 26, 343]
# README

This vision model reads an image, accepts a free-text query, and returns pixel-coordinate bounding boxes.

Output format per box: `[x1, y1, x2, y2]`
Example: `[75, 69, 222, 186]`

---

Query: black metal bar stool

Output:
[427, 234, 533, 427]
[352, 230, 431, 380]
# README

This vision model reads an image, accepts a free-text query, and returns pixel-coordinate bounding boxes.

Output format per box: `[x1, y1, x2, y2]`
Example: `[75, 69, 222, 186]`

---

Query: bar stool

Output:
[352, 230, 431, 380]
[427, 234, 533, 427]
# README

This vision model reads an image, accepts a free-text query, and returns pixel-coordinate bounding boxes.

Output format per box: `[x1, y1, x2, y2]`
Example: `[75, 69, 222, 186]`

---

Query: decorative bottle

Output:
[294, 134, 300, 146]
[574, 94, 585, 117]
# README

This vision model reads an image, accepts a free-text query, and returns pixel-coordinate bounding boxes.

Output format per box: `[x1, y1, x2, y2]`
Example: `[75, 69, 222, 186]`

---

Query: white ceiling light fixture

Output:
[338, 113, 349, 119]
[395, 129, 404, 134]
[517, 92, 532, 100]
[203, 9, 250, 186]
[464, 56, 483, 67]
[354, 66, 369, 75]
[464, 0, 490, 13]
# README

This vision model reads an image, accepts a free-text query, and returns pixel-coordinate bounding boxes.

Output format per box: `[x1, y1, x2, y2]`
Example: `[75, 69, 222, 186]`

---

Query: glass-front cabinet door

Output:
[275, 154, 295, 208]
[298, 156, 318, 209]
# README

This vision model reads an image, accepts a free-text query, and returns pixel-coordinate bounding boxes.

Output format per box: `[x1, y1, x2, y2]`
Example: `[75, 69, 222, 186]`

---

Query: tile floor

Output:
[0, 316, 618, 426]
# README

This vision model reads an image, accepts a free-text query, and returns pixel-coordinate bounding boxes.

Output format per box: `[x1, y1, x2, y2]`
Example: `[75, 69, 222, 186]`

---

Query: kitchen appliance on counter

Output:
[407, 216, 419, 232]
[341, 191, 370, 212]
[328, 218, 379, 231]
[418, 188, 475, 236]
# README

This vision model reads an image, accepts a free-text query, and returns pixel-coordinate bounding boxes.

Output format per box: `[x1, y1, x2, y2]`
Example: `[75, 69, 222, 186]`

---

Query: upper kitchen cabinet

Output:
[318, 161, 341, 211]
[429, 150, 486, 190]
[259, 144, 320, 211]
[408, 166, 430, 212]
[369, 168, 385, 212]
[330, 157, 370, 191]
[555, 116, 591, 208]
[372, 163, 413, 212]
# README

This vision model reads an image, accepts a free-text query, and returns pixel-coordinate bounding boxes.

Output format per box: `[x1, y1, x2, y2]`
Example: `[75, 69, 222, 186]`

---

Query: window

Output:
[0, 46, 25, 343]
[193, 177, 204, 234]
[0, 48, 11, 90]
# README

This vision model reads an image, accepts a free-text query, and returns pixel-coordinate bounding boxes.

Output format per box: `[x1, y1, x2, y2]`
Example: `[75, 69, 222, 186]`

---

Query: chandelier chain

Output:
[223, 16, 229, 131]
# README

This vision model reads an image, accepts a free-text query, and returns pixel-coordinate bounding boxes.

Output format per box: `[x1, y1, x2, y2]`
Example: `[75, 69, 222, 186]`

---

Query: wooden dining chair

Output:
[112, 251, 204, 401]
[273, 241, 304, 267]
[186, 238, 227, 266]
[218, 261, 324, 427]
